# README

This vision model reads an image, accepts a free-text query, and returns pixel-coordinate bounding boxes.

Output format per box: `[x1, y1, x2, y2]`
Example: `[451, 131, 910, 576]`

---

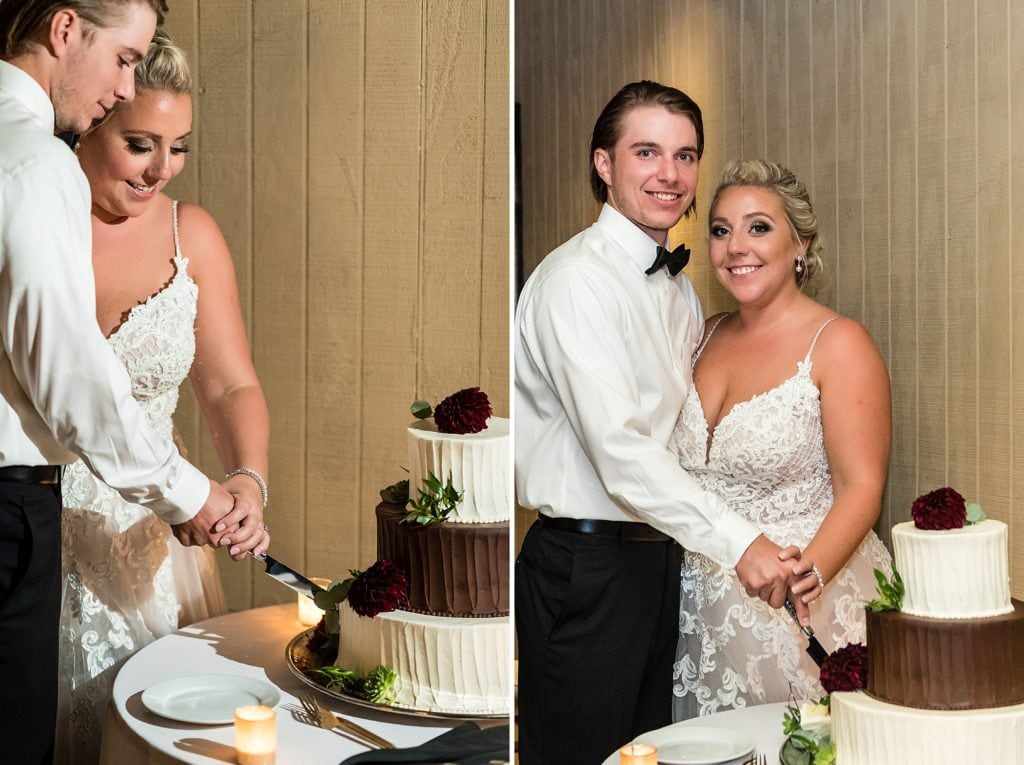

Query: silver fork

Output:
[297, 692, 395, 749]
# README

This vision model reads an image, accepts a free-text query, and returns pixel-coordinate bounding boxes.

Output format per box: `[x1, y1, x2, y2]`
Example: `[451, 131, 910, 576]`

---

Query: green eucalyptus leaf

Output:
[411, 400, 433, 419]
[325, 608, 340, 634]
[966, 502, 986, 524]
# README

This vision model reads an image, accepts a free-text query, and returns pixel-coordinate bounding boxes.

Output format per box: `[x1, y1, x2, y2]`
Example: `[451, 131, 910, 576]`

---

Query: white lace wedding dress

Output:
[55, 202, 226, 764]
[671, 316, 892, 720]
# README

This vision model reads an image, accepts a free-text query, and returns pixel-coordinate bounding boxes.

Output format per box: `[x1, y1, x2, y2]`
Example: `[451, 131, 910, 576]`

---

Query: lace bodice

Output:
[673, 316, 835, 547]
[104, 201, 197, 440]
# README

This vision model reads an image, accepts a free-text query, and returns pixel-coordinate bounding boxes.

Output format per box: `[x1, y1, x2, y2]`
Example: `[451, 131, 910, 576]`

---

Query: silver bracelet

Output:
[225, 467, 268, 508]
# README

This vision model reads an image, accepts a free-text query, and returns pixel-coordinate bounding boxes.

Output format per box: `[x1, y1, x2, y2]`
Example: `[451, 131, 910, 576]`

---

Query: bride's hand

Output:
[788, 559, 825, 604]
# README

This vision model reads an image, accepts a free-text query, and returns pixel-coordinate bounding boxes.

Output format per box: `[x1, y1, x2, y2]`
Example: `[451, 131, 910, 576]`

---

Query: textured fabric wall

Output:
[163, 0, 509, 610]
[516, 0, 1024, 596]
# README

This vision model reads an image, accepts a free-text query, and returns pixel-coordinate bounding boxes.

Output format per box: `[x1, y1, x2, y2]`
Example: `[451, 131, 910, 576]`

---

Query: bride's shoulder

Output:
[171, 202, 232, 274]
[810, 313, 887, 377]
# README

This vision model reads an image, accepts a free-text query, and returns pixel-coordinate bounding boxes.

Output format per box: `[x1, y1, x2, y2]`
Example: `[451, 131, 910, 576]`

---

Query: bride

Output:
[672, 159, 893, 719]
[56, 32, 270, 762]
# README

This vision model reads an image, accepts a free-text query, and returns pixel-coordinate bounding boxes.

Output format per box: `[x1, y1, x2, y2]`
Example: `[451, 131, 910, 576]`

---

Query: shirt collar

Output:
[0, 60, 56, 132]
[595, 203, 666, 274]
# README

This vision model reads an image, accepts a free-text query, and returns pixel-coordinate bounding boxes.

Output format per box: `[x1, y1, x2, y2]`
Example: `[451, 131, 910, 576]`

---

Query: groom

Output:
[0, 2, 259, 761]
[515, 81, 808, 765]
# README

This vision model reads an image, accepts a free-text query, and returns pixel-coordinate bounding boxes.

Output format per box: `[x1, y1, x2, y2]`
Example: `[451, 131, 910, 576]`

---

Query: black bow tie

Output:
[645, 243, 690, 276]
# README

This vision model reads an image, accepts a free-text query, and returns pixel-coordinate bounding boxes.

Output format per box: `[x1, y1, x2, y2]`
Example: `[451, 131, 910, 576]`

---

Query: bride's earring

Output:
[795, 256, 804, 274]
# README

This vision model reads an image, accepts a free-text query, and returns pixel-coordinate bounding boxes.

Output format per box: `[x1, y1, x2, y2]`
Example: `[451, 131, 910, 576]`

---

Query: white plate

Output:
[632, 725, 756, 765]
[141, 674, 281, 724]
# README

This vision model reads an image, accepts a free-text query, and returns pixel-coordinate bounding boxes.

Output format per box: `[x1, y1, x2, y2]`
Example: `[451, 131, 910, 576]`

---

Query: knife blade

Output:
[784, 598, 829, 667]
[251, 552, 327, 600]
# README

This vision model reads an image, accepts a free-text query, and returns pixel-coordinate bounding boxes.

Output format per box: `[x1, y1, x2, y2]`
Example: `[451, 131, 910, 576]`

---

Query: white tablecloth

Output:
[600, 702, 788, 765]
[101, 603, 503, 764]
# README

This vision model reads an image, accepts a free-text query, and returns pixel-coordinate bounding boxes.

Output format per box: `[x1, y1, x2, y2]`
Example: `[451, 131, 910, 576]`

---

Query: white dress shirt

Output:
[515, 204, 761, 567]
[0, 61, 207, 524]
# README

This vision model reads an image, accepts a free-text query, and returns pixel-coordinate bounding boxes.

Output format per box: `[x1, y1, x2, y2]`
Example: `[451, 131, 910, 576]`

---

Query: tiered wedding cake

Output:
[831, 509, 1024, 763]
[335, 391, 510, 715]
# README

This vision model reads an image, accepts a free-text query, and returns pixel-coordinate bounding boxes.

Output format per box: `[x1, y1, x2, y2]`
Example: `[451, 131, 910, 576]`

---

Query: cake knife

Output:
[250, 552, 327, 600]
[784, 598, 829, 667]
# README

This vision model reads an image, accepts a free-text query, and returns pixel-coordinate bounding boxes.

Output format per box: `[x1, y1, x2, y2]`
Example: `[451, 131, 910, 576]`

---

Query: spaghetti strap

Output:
[804, 317, 840, 362]
[693, 313, 730, 365]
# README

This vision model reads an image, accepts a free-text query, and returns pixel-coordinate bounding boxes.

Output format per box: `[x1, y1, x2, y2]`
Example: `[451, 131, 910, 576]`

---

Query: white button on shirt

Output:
[515, 204, 760, 567]
[0, 61, 207, 524]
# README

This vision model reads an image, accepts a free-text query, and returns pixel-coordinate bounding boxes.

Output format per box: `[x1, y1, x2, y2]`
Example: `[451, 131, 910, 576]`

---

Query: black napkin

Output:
[340, 722, 509, 765]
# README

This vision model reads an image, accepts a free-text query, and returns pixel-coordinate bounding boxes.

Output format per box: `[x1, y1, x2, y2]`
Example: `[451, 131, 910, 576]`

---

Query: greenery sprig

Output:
[402, 470, 463, 525]
[782, 699, 835, 765]
[310, 664, 398, 704]
[865, 567, 904, 613]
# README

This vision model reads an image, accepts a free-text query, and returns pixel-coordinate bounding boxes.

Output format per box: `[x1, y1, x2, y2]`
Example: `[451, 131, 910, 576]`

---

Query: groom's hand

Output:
[171, 479, 236, 547]
[735, 535, 803, 612]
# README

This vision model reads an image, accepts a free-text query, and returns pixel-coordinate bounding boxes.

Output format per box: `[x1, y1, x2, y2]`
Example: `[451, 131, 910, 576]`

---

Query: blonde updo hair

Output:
[135, 29, 193, 94]
[710, 159, 824, 293]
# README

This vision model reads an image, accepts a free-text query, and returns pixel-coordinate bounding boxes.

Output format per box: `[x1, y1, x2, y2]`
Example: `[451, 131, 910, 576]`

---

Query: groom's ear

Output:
[48, 9, 82, 59]
[593, 148, 613, 185]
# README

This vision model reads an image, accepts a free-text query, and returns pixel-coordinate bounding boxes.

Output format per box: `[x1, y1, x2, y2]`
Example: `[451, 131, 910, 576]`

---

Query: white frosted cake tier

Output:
[407, 416, 509, 523]
[831, 691, 1024, 765]
[892, 519, 1012, 618]
[336, 604, 509, 716]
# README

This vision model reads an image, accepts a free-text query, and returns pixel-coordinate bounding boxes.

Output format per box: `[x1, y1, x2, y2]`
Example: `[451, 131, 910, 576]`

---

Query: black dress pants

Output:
[0, 480, 62, 765]
[515, 518, 682, 765]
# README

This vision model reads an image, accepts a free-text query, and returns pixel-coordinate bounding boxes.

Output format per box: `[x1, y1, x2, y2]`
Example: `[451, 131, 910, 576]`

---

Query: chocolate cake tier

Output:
[375, 502, 508, 617]
[866, 599, 1024, 710]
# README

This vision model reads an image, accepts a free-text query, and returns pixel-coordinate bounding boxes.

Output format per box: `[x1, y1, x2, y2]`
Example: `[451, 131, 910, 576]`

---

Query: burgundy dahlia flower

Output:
[433, 387, 492, 434]
[911, 486, 967, 530]
[347, 560, 409, 617]
[820, 642, 868, 694]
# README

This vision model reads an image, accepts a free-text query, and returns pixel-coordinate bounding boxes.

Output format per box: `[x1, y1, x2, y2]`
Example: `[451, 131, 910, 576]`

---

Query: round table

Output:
[600, 702, 788, 765]
[101, 603, 497, 764]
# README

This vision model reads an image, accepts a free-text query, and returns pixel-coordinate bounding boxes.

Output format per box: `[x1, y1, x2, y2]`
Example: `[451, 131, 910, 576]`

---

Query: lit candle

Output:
[234, 704, 276, 765]
[297, 577, 331, 626]
[619, 742, 657, 764]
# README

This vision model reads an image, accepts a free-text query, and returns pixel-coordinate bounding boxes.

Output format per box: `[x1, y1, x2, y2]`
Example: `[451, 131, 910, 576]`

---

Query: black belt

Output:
[538, 514, 672, 542]
[0, 465, 62, 485]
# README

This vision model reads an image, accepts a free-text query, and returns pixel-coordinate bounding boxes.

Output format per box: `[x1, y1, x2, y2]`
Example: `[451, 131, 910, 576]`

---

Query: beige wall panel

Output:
[739, 0, 766, 157]
[420, 1, 487, 397]
[481, 0, 510, 408]
[763, 0, 788, 161]
[915, 6, 948, 492]
[835, 0, 864, 323]
[809, 1, 837, 304]
[883, 0, 919, 528]
[1011, 4, 1024, 598]
[516, 0, 1023, 591]
[305, 0, 366, 578]
[158, 1, 507, 611]
[251, 2, 308, 606]
[859, 1, 892, 533]
[976, 5, 1014, 534]
[361, 0, 425, 563]
[945, 0, 979, 500]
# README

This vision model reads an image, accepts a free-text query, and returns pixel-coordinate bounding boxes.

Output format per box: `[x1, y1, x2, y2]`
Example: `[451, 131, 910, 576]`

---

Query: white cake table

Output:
[600, 702, 788, 765]
[101, 603, 506, 764]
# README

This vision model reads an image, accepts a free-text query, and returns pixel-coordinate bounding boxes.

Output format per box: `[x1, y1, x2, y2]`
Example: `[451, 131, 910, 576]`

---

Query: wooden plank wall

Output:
[516, 0, 1024, 596]
[163, 0, 509, 610]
